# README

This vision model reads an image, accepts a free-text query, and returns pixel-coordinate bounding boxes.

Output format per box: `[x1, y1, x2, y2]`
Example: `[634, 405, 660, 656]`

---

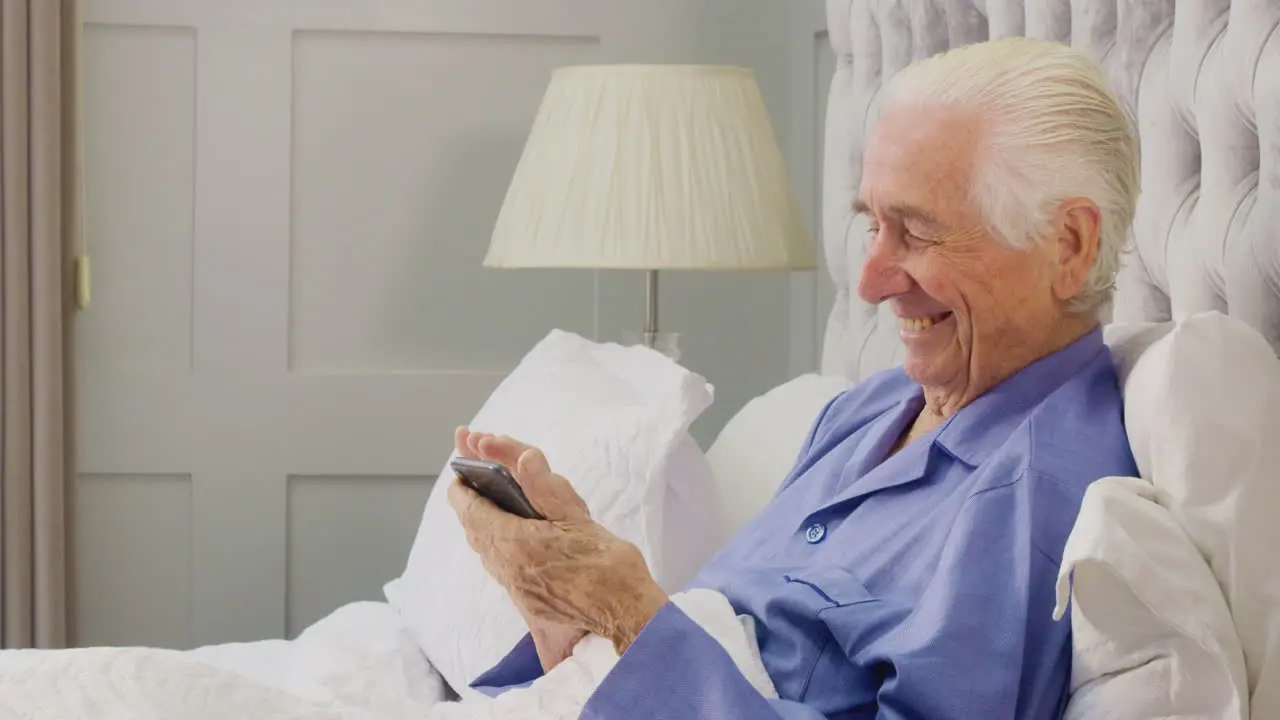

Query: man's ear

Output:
[1051, 198, 1102, 302]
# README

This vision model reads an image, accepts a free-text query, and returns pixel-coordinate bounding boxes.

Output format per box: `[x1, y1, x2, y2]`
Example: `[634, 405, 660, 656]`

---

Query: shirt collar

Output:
[933, 326, 1107, 467]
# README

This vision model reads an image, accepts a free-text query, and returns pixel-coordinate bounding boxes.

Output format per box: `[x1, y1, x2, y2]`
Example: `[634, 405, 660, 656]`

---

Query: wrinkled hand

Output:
[451, 428, 585, 670]
[448, 428, 668, 661]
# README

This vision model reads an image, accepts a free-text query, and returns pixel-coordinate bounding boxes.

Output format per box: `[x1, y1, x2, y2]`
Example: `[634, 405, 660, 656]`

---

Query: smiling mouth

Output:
[899, 312, 953, 332]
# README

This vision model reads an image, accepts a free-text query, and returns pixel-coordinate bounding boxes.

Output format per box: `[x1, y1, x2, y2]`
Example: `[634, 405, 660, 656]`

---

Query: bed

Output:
[721, 0, 1280, 603]
[712, 0, 1279, 717]
[809, 1, 1280, 717]
[2, 1, 1277, 718]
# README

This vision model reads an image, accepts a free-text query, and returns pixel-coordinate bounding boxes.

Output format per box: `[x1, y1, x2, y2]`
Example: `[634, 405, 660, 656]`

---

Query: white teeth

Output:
[900, 315, 939, 332]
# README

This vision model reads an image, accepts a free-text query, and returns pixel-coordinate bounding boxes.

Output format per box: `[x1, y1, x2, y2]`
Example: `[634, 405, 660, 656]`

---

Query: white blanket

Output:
[0, 590, 774, 720]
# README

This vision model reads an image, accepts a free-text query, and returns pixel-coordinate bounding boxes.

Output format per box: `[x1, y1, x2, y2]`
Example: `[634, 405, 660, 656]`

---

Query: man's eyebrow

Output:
[851, 199, 942, 228]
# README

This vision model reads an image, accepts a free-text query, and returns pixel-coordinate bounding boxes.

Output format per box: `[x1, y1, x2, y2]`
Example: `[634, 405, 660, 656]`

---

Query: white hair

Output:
[882, 37, 1140, 314]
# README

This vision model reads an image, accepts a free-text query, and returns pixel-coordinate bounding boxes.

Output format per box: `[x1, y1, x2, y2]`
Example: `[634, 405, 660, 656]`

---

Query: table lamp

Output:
[485, 64, 816, 360]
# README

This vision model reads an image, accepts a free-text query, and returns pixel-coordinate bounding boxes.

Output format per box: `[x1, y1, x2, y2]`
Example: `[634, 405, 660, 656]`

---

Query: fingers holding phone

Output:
[450, 427, 590, 524]
[446, 428, 665, 653]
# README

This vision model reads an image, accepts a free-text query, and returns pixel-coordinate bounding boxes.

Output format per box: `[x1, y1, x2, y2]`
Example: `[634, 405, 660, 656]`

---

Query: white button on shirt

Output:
[804, 522, 826, 544]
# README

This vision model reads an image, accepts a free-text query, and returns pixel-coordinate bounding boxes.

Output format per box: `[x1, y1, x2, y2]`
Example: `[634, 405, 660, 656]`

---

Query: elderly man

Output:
[448, 37, 1140, 719]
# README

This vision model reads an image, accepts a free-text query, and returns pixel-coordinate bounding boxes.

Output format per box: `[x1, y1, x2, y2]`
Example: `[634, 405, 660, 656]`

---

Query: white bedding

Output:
[0, 591, 769, 720]
[188, 601, 451, 715]
[0, 601, 449, 719]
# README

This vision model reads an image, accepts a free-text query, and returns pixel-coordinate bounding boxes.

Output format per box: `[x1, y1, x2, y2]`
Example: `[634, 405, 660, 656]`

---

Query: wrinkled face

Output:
[856, 103, 1078, 397]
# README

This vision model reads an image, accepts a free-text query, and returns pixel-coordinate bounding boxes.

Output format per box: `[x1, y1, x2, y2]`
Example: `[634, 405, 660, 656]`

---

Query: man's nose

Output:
[857, 230, 912, 304]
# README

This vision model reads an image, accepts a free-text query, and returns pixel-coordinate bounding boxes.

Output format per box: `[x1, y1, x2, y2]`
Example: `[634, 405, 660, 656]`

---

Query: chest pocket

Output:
[788, 566, 908, 715]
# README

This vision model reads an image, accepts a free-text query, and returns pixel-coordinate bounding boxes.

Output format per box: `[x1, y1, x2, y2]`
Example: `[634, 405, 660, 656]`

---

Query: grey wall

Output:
[76, 0, 804, 649]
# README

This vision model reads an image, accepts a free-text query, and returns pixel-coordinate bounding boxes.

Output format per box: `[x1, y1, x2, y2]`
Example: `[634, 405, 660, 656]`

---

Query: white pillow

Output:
[1056, 476, 1248, 720]
[705, 373, 848, 546]
[1088, 311, 1280, 718]
[1102, 320, 1174, 385]
[394, 330, 717, 698]
[1117, 311, 1280, 717]
[653, 436, 722, 597]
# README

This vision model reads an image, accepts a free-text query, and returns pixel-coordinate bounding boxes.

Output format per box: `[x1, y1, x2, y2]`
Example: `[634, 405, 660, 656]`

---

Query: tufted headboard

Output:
[819, 0, 1280, 381]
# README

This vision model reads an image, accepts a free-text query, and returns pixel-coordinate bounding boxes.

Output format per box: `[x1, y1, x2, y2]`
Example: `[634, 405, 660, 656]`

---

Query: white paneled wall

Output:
[787, 0, 837, 377]
[75, 0, 797, 648]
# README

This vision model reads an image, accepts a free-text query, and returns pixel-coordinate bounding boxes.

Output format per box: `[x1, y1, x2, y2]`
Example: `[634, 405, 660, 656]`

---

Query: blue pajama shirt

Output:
[472, 327, 1138, 719]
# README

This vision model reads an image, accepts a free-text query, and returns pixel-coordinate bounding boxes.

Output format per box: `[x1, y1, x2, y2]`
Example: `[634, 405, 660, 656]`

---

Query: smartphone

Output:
[449, 457, 546, 520]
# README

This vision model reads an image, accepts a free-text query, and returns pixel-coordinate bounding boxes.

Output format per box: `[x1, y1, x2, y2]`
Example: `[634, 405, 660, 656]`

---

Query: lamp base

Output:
[622, 330, 681, 362]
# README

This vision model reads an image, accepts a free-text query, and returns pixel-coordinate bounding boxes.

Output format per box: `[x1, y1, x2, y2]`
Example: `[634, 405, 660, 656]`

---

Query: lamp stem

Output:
[644, 269, 659, 347]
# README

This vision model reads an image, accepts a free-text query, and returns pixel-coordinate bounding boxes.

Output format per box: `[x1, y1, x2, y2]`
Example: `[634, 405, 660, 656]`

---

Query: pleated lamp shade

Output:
[485, 65, 816, 271]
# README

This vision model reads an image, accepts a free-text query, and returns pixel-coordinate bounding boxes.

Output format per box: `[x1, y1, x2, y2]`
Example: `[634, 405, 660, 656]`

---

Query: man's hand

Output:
[452, 428, 585, 670]
[448, 428, 669, 658]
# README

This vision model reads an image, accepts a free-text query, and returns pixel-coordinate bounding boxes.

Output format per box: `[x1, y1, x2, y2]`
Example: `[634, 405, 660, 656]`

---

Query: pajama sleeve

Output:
[580, 602, 826, 719]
